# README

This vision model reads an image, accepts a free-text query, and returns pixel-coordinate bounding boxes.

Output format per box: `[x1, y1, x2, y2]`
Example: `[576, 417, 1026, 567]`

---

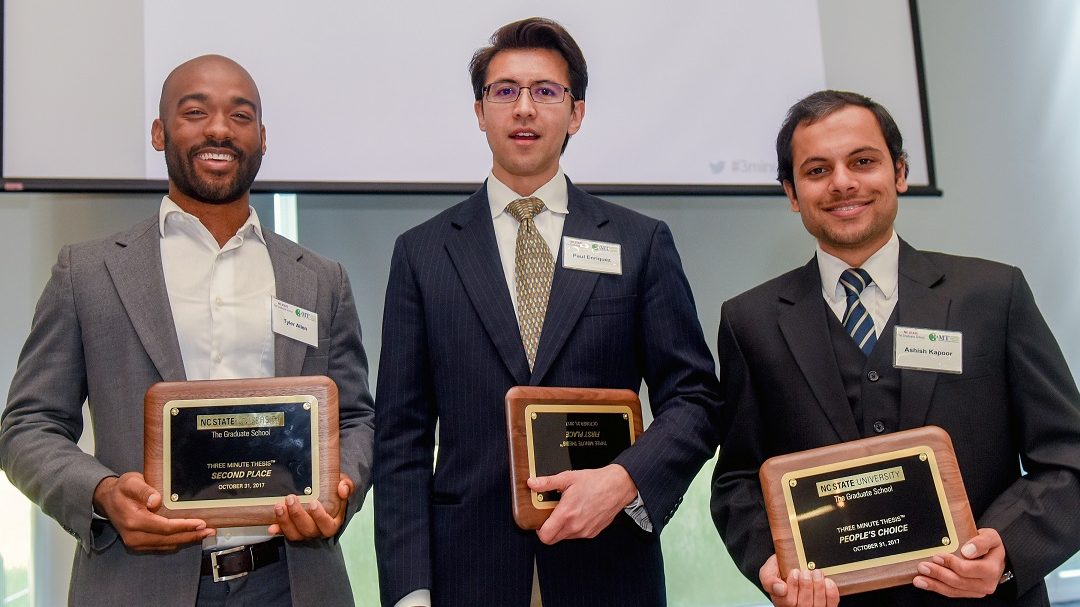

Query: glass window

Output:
[1048, 550, 1080, 604]
[0, 476, 32, 606]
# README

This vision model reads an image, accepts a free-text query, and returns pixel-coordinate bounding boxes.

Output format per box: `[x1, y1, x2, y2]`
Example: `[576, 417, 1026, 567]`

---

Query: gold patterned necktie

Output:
[507, 196, 555, 371]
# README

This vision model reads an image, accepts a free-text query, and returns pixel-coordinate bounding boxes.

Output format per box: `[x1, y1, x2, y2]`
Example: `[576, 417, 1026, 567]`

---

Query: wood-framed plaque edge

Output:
[759, 425, 978, 595]
[505, 386, 643, 530]
[144, 375, 340, 527]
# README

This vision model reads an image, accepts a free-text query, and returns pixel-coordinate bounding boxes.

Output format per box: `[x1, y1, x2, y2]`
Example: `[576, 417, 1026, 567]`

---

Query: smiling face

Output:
[151, 56, 266, 208]
[784, 105, 908, 266]
[474, 48, 584, 196]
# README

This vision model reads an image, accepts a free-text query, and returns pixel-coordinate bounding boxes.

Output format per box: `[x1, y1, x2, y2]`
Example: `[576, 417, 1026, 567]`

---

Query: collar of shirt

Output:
[158, 195, 267, 248]
[816, 230, 900, 305]
[486, 168, 569, 220]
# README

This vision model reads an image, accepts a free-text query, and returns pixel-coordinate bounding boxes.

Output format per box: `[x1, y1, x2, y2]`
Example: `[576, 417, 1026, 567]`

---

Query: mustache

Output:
[190, 139, 244, 159]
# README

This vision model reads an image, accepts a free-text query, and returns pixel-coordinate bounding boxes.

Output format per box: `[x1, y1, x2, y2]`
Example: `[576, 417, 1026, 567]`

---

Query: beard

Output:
[163, 132, 262, 204]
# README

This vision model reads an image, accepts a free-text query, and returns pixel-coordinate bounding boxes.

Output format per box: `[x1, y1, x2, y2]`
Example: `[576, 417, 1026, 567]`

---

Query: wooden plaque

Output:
[144, 376, 340, 527]
[759, 426, 977, 595]
[506, 386, 643, 530]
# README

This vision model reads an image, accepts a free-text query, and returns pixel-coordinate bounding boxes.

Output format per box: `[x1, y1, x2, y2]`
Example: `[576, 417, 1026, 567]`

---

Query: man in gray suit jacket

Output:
[710, 90, 1080, 607]
[0, 55, 374, 606]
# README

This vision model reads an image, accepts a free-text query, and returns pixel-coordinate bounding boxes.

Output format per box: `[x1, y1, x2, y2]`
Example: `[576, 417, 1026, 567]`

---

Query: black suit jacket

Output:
[711, 240, 1080, 606]
[374, 179, 724, 607]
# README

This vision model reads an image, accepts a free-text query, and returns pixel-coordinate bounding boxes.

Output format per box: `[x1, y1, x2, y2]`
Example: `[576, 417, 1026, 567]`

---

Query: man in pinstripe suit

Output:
[374, 17, 725, 607]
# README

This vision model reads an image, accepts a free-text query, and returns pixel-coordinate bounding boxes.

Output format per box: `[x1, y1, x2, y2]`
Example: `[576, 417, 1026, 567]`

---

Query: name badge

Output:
[893, 326, 962, 374]
[271, 297, 319, 348]
[562, 237, 622, 275]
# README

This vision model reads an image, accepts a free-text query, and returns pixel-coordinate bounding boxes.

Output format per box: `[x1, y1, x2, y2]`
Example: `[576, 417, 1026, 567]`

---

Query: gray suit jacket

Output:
[0, 215, 374, 606]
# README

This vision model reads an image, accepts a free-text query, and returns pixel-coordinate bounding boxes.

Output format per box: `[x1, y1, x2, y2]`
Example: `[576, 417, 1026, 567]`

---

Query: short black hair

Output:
[776, 90, 908, 187]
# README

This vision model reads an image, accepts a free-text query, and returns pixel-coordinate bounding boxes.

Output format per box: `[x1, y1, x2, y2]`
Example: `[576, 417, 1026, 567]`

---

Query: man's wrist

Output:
[91, 475, 119, 517]
[611, 464, 637, 506]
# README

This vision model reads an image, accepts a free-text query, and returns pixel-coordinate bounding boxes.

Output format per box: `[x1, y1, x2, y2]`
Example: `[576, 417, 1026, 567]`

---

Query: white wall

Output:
[1, 0, 1078, 603]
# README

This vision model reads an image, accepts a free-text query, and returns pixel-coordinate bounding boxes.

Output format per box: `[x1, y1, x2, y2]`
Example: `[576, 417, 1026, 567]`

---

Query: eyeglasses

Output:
[483, 81, 572, 104]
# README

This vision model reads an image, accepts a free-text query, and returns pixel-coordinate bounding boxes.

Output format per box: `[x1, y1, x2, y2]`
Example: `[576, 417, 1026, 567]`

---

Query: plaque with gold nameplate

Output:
[759, 426, 977, 595]
[506, 386, 643, 530]
[144, 376, 340, 527]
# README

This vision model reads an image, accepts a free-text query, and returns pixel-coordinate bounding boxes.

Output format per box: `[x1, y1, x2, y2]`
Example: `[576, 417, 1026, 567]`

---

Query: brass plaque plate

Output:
[525, 403, 636, 509]
[781, 446, 957, 575]
[162, 395, 320, 509]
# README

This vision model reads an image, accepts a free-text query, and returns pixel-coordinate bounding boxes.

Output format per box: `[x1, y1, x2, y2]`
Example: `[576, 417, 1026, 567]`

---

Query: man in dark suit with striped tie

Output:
[710, 90, 1080, 607]
[374, 17, 725, 607]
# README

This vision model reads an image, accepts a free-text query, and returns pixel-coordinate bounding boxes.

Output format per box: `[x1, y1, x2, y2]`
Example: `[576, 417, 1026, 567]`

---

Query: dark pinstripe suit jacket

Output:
[711, 240, 1080, 606]
[374, 179, 724, 607]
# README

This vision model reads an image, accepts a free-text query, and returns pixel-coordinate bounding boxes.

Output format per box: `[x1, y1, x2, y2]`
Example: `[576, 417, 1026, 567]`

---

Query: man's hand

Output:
[92, 472, 212, 551]
[527, 464, 637, 545]
[913, 527, 1006, 598]
[268, 473, 355, 540]
[759, 554, 839, 607]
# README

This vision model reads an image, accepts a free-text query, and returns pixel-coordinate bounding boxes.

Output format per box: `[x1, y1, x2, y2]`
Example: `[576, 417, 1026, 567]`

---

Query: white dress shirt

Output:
[158, 196, 278, 549]
[160, 196, 276, 381]
[816, 230, 900, 333]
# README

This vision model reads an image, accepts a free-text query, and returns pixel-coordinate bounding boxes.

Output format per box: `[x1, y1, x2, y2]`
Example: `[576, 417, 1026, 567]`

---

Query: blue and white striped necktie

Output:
[840, 268, 877, 356]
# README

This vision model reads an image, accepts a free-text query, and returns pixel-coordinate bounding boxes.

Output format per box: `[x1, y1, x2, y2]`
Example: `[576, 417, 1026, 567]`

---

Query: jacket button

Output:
[867, 370, 880, 382]
[873, 420, 886, 433]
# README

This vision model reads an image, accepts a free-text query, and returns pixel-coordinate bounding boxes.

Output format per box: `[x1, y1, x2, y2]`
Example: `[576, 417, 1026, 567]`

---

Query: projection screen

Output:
[1, 0, 936, 194]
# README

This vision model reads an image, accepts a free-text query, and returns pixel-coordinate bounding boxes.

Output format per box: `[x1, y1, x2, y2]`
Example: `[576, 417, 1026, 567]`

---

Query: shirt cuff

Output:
[623, 492, 653, 533]
[394, 588, 431, 607]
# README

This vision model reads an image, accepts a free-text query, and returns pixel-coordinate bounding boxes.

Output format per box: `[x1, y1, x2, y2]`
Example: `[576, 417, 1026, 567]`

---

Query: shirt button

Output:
[214, 297, 224, 307]
[873, 420, 886, 433]
[867, 370, 880, 382]
[213, 353, 223, 363]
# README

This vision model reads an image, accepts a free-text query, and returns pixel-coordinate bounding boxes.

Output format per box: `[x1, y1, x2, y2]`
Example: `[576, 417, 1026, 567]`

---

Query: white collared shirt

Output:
[816, 231, 900, 332]
[158, 196, 276, 550]
[159, 196, 276, 381]
[487, 169, 569, 316]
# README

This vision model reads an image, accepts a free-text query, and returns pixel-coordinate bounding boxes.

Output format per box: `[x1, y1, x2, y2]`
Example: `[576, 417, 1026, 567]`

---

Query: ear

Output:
[895, 159, 909, 194]
[474, 100, 487, 132]
[783, 180, 800, 212]
[566, 100, 585, 136]
[151, 119, 165, 152]
[261, 124, 268, 155]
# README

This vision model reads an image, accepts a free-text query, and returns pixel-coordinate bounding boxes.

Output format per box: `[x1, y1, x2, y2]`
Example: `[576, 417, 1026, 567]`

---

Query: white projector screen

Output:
[1, 0, 936, 194]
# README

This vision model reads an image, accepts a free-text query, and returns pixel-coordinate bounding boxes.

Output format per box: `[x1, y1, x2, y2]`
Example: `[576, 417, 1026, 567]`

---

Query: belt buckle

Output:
[210, 545, 249, 583]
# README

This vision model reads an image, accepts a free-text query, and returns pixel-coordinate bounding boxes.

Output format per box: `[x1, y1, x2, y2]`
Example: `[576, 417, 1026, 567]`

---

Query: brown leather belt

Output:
[200, 536, 285, 582]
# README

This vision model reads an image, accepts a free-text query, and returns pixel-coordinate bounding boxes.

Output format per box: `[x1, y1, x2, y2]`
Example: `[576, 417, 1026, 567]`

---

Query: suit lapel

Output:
[444, 189, 531, 385]
[777, 258, 861, 441]
[529, 183, 604, 385]
[896, 240, 950, 430]
[104, 217, 187, 382]
[266, 231, 318, 378]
